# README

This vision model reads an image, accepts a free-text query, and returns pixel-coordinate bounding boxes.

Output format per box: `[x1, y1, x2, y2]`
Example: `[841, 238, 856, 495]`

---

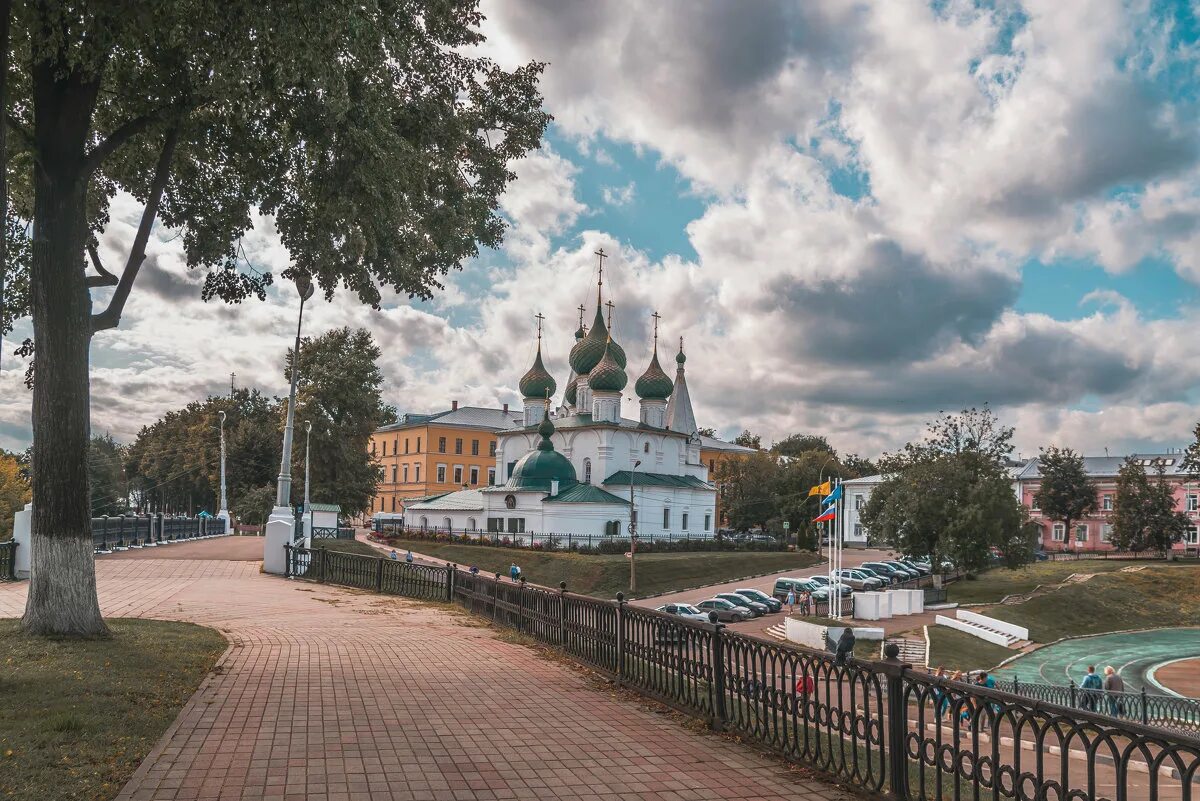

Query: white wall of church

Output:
[495, 426, 708, 487]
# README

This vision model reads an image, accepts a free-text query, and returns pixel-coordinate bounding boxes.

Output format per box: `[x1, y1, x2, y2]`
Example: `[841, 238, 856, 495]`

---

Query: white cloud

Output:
[600, 182, 636, 207]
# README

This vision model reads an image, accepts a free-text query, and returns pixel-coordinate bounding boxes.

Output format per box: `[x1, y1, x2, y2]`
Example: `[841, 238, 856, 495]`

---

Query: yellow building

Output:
[369, 403, 523, 514]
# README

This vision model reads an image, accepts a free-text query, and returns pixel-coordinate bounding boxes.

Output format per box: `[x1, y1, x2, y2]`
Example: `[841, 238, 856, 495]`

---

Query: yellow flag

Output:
[808, 480, 832, 497]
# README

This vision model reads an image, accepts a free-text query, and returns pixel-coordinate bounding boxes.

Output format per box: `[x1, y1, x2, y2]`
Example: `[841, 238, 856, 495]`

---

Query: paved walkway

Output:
[0, 540, 851, 801]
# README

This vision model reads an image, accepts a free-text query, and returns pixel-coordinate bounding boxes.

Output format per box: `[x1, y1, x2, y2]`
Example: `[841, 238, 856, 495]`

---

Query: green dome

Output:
[519, 344, 556, 399]
[676, 346, 686, 365]
[564, 377, 578, 406]
[588, 341, 628, 392]
[635, 351, 673, 400]
[569, 307, 627, 373]
[508, 412, 577, 490]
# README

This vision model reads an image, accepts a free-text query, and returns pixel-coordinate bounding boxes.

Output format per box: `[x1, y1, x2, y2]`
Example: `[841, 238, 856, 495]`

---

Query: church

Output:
[401, 253, 718, 541]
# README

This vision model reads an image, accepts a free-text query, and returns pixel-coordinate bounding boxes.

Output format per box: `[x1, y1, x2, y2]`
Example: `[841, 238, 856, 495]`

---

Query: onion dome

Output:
[635, 350, 673, 400]
[508, 411, 577, 490]
[518, 343, 556, 400]
[676, 344, 686, 365]
[569, 307, 627, 374]
[588, 340, 628, 392]
[564, 377, 578, 407]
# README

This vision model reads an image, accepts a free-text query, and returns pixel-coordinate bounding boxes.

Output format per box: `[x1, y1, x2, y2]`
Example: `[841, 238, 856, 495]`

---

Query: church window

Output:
[487, 517, 503, 532]
[467, 518, 477, 532]
[682, 513, 689, 531]
[507, 517, 526, 534]
[507, 460, 517, 479]
[583, 458, 592, 484]
[644, 442, 650, 453]
[443, 517, 452, 530]
[420, 516, 428, 530]
[663, 508, 670, 529]
[704, 513, 711, 532]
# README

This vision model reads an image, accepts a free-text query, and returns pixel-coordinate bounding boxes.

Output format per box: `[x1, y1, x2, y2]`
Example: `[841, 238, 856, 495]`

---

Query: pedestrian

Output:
[469, 565, 480, 576]
[388, 549, 398, 561]
[405, 550, 413, 564]
[509, 562, 520, 582]
[795, 671, 816, 697]
[834, 627, 856, 666]
[932, 667, 949, 718]
[786, 589, 796, 614]
[1080, 665, 1102, 712]
[800, 590, 812, 616]
[1103, 666, 1125, 716]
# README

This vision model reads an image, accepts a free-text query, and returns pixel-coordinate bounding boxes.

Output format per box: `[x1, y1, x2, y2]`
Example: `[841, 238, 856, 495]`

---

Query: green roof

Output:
[518, 343, 556, 399]
[634, 350, 673, 400]
[588, 340, 628, 392]
[305, 503, 342, 512]
[602, 471, 713, 490]
[502, 411, 578, 491]
[569, 305, 627, 374]
[543, 484, 630, 505]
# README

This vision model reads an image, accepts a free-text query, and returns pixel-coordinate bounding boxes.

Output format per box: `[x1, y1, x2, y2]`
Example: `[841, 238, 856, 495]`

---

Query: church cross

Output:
[605, 300, 614, 330]
[577, 304, 586, 329]
[651, 311, 661, 351]
[594, 247, 607, 306]
[534, 312, 545, 342]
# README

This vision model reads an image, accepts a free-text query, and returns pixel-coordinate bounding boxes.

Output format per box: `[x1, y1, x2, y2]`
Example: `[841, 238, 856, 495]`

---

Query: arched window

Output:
[443, 517, 452, 531]
[583, 458, 592, 484]
[420, 516, 428, 530]
[467, 517, 476, 532]
[643, 441, 650, 453]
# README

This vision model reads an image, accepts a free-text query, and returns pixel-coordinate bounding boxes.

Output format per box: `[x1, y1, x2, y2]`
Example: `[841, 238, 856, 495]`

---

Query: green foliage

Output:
[712, 450, 777, 531]
[232, 484, 276, 527]
[87, 433, 127, 516]
[772, 433, 834, 458]
[733, 430, 762, 450]
[841, 453, 876, 478]
[1112, 458, 1189, 551]
[1183, 420, 1200, 477]
[1034, 446, 1095, 541]
[879, 405, 1013, 471]
[288, 327, 389, 515]
[0, 450, 30, 537]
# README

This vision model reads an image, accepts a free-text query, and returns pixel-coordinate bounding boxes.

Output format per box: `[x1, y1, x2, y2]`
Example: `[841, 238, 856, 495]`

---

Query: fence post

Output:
[318, 547, 327, 583]
[558, 582, 567, 646]
[518, 577, 527, 632]
[447, 563, 456, 602]
[1141, 687, 1149, 724]
[882, 642, 910, 799]
[375, 557, 384, 592]
[492, 573, 500, 621]
[1069, 680, 1077, 709]
[284, 544, 292, 578]
[709, 612, 727, 731]
[1012, 676, 1020, 696]
[616, 592, 627, 681]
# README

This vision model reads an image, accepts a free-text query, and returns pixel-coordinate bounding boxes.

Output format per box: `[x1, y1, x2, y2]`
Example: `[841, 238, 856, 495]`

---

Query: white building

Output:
[403, 273, 718, 540]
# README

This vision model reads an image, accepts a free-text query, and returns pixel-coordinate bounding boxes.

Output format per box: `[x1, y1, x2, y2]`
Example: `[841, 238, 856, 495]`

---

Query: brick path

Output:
[0, 541, 853, 801]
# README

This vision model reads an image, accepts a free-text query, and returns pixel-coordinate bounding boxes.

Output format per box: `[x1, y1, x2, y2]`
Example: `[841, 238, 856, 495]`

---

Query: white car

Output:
[656, 603, 710, 623]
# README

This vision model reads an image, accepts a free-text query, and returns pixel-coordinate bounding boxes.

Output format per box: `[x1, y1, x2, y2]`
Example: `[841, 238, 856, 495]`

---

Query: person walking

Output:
[509, 562, 520, 582]
[799, 590, 812, 616]
[1080, 665, 1103, 712]
[1103, 666, 1125, 717]
[405, 550, 413, 564]
[786, 589, 796, 614]
[933, 667, 949, 719]
[834, 626, 856, 666]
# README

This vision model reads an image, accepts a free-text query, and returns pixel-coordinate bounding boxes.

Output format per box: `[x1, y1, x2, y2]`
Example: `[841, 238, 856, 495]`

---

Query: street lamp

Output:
[264, 273, 315, 574]
[302, 420, 312, 542]
[629, 459, 641, 594]
[216, 410, 230, 533]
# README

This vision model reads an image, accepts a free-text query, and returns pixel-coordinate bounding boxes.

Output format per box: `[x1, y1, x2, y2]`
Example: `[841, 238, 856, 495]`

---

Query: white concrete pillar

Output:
[263, 505, 295, 575]
[13, 501, 31, 579]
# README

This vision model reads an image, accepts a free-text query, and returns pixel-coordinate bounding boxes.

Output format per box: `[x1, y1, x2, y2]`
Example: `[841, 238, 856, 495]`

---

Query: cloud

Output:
[600, 182, 635, 207]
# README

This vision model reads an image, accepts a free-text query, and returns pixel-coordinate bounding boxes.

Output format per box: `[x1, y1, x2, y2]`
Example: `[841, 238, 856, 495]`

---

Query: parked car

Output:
[834, 569, 884, 591]
[715, 592, 769, 617]
[896, 559, 931, 576]
[856, 564, 899, 584]
[772, 577, 831, 602]
[697, 597, 752, 622]
[734, 588, 783, 613]
[656, 603, 710, 623]
[1033, 550, 1049, 562]
[882, 560, 921, 580]
[804, 575, 854, 597]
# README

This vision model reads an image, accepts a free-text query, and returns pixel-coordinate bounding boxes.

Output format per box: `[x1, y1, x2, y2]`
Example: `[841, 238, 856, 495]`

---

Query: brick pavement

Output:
[0, 541, 854, 801]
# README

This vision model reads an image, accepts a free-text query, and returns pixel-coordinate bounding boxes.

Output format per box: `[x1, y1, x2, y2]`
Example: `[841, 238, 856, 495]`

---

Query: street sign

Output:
[627, 523, 636, 534]
[783, 521, 790, 530]
[625, 552, 632, 558]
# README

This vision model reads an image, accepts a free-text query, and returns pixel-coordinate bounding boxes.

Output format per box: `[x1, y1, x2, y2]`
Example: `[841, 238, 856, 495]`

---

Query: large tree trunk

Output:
[22, 59, 106, 637]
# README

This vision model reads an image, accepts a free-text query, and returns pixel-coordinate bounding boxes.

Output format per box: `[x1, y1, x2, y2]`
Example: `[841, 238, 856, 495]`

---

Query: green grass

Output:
[995, 564, 1200, 642]
[375, 539, 821, 599]
[309, 537, 384, 558]
[0, 619, 226, 801]
[926, 626, 1014, 672]
[947, 559, 1135, 604]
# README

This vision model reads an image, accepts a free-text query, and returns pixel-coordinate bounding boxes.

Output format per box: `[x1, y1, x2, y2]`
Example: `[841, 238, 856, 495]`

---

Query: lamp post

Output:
[216, 410, 230, 533]
[629, 459, 641, 594]
[302, 420, 312, 543]
[264, 273, 315, 574]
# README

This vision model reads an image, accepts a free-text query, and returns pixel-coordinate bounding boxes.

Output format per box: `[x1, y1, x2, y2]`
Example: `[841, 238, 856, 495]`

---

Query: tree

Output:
[1035, 446, 1095, 549]
[841, 453, 877, 478]
[696, 427, 716, 438]
[1183, 421, 1200, 477]
[712, 451, 778, 531]
[288, 328, 391, 515]
[772, 451, 849, 550]
[0, 450, 30, 538]
[8, 4, 549, 635]
[733, 430, 762, 450]
[233, 484, 276, 528]
[1113, 458, 1188, 552]
[87, 433, 126, 516]
[772, 433, 835, 459]
[881, 406, 1014, 471]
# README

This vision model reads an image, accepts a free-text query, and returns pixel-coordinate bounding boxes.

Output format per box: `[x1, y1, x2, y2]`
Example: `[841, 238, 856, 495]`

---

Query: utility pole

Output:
[302, 420, 312, 544]
[629, 459, 641, 594]
[230, 372, 236, 396]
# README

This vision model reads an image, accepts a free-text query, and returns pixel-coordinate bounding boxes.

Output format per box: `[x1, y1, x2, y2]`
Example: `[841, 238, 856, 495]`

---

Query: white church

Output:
[402, 262, 717, 540]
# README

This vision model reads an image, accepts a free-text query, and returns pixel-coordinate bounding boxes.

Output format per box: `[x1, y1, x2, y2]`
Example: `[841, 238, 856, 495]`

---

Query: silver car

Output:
[656, 603, 710, 623]
[834, 569, 884, 591]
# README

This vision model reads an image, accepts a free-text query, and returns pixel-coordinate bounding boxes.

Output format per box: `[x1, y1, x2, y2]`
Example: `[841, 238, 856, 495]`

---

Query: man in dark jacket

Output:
[834, 627, 856, 665]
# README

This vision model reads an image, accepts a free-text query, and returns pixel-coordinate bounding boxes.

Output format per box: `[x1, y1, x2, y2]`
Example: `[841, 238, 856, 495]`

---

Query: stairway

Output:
[884, 637, 926, 666]
[935, 610, 1029, 648]
[765, 622, 788, 641]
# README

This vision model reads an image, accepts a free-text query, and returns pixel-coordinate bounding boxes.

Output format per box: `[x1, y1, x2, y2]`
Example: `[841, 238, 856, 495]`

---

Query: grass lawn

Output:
[995, 563, 1200, 642]
[926, 626, 1014, 672]
[0, 618, 226, 801]
[948, 559, 1134, 604]
[309, 537, 383, 558]
[333, 538, 821, 599]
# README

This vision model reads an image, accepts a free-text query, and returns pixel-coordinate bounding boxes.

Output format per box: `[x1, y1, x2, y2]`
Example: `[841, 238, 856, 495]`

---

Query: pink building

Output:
[1013, 454, 1200, 552]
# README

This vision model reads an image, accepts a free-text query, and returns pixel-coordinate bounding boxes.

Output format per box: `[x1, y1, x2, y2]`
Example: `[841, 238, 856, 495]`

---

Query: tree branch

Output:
[84, 243, 118, 287]
[82, 111, 160, 174]
[91, 125, 180, 334]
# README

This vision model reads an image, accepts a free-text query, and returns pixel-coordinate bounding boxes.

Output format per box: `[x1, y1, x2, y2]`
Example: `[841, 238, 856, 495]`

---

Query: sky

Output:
[3, 0, 1200, 461]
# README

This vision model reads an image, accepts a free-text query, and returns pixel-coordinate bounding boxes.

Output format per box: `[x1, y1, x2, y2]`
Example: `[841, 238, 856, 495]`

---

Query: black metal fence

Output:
[992, 675, 1200, 735]
[311, 527, 356, 540]
[0, 540, 15, 580]
[283, 544, 1200, 800]
[91, 514, 226, 552]
[371, 523, 786, 553]
[1044, 548, 1169, 561]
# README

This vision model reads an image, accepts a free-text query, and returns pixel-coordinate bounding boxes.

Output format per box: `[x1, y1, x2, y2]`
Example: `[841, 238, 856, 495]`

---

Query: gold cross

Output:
[577, 304, 586, 329]
[534, 312, 545, 341]
[651, 311, 661, 351]
[605, 300, 614, 330]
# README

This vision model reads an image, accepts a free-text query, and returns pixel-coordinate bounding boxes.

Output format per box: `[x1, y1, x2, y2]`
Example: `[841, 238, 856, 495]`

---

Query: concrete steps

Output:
[884, 637, 926, 666]
[765, 623, 788, 641]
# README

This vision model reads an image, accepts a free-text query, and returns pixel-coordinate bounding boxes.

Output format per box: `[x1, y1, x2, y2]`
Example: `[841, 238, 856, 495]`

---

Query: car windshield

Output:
[718, 594, 747, 603]
[738, 589, 765, 599]
[709, 599, 732, 609]
[679, 605, 701, 615]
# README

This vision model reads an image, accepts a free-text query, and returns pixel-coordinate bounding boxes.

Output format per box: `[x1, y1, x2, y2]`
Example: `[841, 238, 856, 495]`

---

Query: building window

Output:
[402, 465, 409, 483]
[404, 439, 410, 455]
[663, 508, 670, 529]
[437, 465, 446, 483]
[391, 496, 396, 512]
[1075, 524, 1088, 543]
[390, 465, 397, 483]
[1102, 494, 1112, 511]
[416, 437, 421, 452]
[1052, 523, 1065, 541]
[442, 517, 452, 530]
[1031, 494, 1040, 511]
[1187, 526, 1199, 545]
[681, 512, 688, 531]
[414, 464, 420, 482]
[507, 517, 526, 534]
[488, 468, 496, 486]
[438, 437, 446, 453]
[453, 466, 463, 485]
[371, 441, 377, 455]
[507, 460, 517, 479]
[487, 517, 503, 532]
[583, 458, 592, 484]
[1189, 495, 1198, 512]
[393, 437, 398, 455]
[470, 467, 479, 486]
[467, 517, 476, 532]
[382, 440, 388, 456]
[489, 441, 497, 457]
[455, 438, 463, 455]
[1101, 524, 1112, 543]
[420, 516, 428, 530]
[854, 523, 864, 540]
[472, 439, 479, 456]
[704, 513, 711, 531]
[644, 442, 650, 453]
[854, 494, 865, 511]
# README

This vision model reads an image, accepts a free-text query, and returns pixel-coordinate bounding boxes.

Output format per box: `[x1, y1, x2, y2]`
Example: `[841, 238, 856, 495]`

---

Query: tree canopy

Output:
[1034, 446, 1095, 545]
[0, 450, 30, 538]
[1112, 458, 1188, 552]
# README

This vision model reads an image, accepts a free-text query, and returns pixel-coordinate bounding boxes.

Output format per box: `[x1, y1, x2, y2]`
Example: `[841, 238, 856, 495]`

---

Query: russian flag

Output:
[813, 507, 836, 523]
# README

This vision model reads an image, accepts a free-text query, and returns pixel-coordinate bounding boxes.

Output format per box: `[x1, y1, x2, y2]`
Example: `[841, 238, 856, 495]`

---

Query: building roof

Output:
[543, 483, 630, 505]
[1013, 453, 1191, 480]
[376, 406, 523, 434]
[602, 471, 713, 490]
[588, 340, 628, 392]
[305, 503, 342, 513]
[698, 435, 756, 454]
[634, 349, 673, 400]
[494, 413, 578, 492]
[404, 489, 485, 512]
[518, 343, 556, 400]
[663, 340, 697, 435]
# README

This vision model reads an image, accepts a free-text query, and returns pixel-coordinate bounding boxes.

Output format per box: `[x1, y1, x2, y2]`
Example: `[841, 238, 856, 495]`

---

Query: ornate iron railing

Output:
[991, 676, 1200, 735]
[310, 526, 355, 540]
[371, 523, 787, 552]
[0, 540, 15, 580]
[281, 544, 1200, 800]
[91, 514, 226, 552]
